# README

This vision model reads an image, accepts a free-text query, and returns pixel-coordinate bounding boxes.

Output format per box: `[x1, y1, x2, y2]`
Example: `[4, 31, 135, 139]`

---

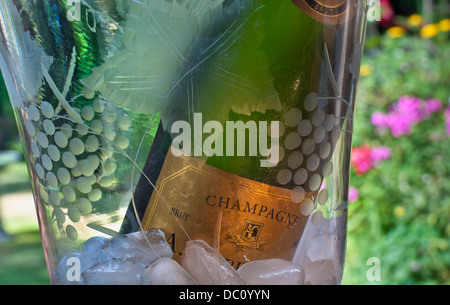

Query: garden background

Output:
[0, 0, 449, 284]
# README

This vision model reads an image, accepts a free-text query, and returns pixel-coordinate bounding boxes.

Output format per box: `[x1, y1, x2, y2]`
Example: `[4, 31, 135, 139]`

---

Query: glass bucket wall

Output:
[0, 0, 367, 285]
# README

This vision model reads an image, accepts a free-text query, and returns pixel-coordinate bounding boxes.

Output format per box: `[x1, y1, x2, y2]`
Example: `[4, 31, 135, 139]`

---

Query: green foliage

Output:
[0, 230, 49, 284]
[342, 24, 450, 284]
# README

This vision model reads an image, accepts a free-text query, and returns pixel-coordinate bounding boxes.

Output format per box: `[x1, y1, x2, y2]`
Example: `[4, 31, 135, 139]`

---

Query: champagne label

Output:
[141, 149, 310, 269]
[291, 0, 357, 24]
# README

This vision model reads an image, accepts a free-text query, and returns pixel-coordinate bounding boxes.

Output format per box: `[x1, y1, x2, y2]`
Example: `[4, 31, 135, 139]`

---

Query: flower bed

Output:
[343, 10, 450, 284]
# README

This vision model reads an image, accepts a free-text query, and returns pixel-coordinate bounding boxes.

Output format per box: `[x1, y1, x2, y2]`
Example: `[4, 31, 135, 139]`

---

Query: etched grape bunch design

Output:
[24, 67, 132, 241]
[275, 92, 351, 226]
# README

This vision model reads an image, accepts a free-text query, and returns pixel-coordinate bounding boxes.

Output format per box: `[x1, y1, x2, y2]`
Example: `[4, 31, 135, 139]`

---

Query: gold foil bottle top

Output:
[291, 0, 357, 24]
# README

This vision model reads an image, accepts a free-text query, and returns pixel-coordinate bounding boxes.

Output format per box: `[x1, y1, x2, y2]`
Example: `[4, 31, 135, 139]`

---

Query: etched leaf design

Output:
[80, 0, 280, 125]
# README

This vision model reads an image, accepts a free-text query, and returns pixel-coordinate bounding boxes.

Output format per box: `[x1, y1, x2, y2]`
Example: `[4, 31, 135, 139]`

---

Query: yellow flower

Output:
[387, 26, 406, 38]
[394, 206, 406, 217]
[420, 24, 439, 38]
[360, 64, 373, 77]
[438, 19, 450, 32]
[407, 14, 423, 27]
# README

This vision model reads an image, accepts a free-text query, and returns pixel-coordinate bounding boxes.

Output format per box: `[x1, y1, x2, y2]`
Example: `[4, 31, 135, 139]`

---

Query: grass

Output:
[0, 161, 50, 285]
[0, 230, 50, 284]
[0, 160, 32, 196]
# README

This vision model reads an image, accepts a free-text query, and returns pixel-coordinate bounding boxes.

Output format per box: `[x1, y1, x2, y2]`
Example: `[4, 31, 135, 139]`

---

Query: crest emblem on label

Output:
[225, 220, 270, 253]
[291, 0, 357, 24]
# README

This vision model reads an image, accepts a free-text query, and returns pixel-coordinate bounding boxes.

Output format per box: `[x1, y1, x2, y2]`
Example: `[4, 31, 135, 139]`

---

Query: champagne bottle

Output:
[121, 0, 365, 269]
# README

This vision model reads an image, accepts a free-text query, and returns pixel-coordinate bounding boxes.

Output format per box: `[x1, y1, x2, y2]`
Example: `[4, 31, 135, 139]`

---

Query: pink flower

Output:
[349, 187, 359, 202]
[394, 96, 423, 123]
[351, 144, 373, 175]
[425, 99, 443, 113]
[422, 99, 443, 119]
[370, 146, 392, 165]
[371, 96, 444, 137]
[379, 0, 394, 27]
[371, 112, 389, 127]
[445, 106, 450, 118]
[352, 145, 392, 175]
[445, 106, 450, 136]
[388, 113, 414, 137]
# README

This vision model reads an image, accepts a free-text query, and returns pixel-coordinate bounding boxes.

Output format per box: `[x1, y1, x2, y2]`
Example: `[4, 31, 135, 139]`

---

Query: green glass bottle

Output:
[121, 0, 366, 268]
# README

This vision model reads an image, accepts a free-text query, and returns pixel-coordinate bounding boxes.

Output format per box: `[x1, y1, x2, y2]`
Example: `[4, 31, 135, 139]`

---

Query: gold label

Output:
[141, 149, 310, 269]
[291, 0, 357, 24]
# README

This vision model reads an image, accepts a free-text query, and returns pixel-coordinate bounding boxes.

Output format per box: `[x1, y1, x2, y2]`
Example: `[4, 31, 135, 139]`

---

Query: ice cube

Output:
[56, 231, 173, 285]
[303, 259, 337, 285]
[181, 240, 246, 285]
[82, 260, 146, 285]
[83, 236, 107, 254]
[293, 215, 346, 284]
[142, 257, 196, 285]
[237, 258, 305, 285]
[102, 229, 173, 266]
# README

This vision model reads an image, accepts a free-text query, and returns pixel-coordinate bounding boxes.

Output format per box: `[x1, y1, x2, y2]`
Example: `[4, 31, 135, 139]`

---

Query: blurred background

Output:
[0, 0, 448, 285]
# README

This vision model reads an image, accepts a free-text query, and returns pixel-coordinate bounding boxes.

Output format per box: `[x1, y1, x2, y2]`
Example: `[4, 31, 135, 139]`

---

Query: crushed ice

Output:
[55, 217, 343, 285]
